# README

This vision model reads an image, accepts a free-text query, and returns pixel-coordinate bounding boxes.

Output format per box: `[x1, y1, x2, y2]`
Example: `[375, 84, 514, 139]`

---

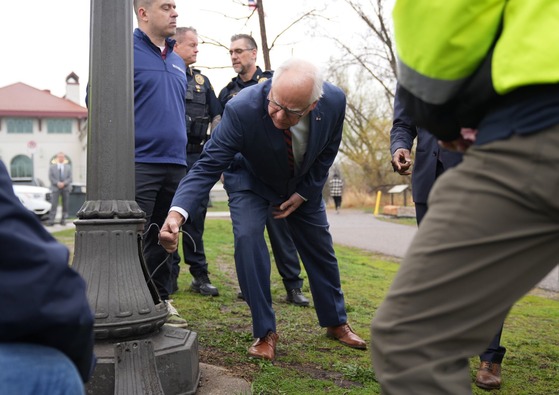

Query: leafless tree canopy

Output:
[321, 0, 404, 193]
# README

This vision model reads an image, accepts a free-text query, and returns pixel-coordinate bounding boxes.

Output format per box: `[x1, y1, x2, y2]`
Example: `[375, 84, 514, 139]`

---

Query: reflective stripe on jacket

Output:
[394, 0, 559, 104]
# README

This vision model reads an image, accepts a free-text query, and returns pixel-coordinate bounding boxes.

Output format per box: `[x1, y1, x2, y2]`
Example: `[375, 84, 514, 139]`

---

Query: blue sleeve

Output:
[390, 85, 418, 154]
[172, 104, 241, 215]
[0, 161, 95, 382]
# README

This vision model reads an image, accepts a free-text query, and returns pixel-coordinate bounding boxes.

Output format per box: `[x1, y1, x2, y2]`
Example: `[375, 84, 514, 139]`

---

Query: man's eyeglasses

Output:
[229, 48, 254, 56]
[268, 93, 312, 118]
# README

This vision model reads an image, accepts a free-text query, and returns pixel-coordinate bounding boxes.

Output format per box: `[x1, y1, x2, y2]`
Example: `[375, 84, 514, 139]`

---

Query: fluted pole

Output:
[74, 0, 166, 342]
[72, 1, 199, 393]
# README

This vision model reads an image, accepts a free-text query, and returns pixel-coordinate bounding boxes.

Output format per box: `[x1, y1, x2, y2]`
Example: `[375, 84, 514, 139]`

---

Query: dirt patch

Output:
[199, 347, 364, 391]
[199, 347, 258, 381]
[282, 363, 363, 389]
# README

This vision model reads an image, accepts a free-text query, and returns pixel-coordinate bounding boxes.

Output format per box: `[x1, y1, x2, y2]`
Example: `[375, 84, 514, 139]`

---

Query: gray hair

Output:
[230, 34, 257, 50]
[173, 27, 197, 43]
[272, 58, 324, 102]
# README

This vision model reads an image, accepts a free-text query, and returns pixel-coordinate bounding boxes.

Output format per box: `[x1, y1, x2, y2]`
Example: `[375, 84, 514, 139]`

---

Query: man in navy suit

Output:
[160, 58, 366, 360]
[390, 88, 507, 390]
[220, 33, 309, 307]
[390, 87, 463, 224]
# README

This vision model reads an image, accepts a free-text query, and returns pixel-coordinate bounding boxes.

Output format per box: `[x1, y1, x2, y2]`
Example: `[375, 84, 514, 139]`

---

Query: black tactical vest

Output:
[186, 70, 210, 153]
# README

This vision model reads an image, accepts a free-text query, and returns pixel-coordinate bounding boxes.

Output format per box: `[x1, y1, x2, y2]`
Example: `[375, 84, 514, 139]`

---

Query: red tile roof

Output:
[0, 82, 87, 118]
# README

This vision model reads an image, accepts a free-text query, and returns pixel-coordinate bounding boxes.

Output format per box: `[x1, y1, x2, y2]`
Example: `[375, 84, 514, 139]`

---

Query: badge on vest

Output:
[258, 77, 268, 83]
[195, 74, 205, 85]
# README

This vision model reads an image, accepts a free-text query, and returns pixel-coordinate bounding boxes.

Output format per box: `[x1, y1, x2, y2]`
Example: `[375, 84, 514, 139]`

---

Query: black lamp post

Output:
[72, 1, 199, 393]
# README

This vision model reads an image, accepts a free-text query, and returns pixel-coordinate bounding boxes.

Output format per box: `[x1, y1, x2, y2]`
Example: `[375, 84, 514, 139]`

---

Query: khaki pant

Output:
[371, 125, 559, 394]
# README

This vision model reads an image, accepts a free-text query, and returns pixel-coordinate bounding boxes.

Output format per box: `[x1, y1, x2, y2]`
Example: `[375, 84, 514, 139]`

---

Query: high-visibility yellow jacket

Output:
[394, 0, 559, 105]
[392, 0, 559, 141]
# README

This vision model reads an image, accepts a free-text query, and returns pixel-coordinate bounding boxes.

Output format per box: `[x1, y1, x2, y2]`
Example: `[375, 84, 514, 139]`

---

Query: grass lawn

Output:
[55, 219, 559, 394]
[207, 200, 229, 212]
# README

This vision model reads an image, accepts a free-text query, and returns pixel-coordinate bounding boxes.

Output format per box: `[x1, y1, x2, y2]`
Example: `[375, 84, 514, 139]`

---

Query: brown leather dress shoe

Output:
[326, 323, 367, 350]
[475, 361, 502, 390]
[248, 331, 279, 360]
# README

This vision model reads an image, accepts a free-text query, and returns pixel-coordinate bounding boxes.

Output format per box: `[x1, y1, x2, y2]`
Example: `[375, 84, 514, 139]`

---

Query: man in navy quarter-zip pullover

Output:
[133, 0, 188, 327]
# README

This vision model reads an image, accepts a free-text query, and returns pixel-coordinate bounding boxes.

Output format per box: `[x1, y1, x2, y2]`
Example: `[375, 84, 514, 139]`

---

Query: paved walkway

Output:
[208, 208, 417, 259]
[325, 209, 416, 258]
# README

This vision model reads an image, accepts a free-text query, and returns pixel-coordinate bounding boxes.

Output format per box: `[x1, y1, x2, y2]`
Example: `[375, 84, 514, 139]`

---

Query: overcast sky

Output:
[0, 0, 382, 105]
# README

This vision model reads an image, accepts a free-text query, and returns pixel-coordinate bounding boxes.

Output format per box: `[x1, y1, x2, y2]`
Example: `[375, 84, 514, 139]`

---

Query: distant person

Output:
[170, 26, 223, 297]
[47, 151, 72, 226]
[329, 173, 344, 213]
[160, 58, 367, 361]
[371, 2, 559, 394]
[0, 160, 95, 394]
[390, 87, 507, 390]
[132, 0, 188, 327]
[219, 33, 309, 306]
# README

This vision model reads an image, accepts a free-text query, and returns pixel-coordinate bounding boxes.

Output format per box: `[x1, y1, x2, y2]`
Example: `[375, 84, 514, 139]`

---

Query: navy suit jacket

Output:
[0, 161, 95, 382]
[390, 90, 463, 204]
[172, 79, 345, 214]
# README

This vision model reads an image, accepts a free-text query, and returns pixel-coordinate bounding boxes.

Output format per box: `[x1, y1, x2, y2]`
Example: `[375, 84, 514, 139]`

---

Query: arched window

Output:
[10, 155, 33, 178]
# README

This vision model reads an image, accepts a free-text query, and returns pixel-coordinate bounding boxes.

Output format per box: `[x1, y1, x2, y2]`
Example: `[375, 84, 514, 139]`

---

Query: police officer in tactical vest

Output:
[171, 27, 222, 296]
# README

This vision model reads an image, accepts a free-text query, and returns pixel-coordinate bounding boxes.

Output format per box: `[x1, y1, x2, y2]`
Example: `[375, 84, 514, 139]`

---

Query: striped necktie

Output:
[283, 129, 294, 176]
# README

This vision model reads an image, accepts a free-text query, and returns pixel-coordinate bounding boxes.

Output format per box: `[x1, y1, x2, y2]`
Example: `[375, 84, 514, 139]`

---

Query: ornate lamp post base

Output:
[86, 327, 199, 395]
[73, 202, 199, 394]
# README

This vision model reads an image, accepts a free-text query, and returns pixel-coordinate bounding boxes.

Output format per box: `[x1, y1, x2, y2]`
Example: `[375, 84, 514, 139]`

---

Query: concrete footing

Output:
[86, 326, 199, 395]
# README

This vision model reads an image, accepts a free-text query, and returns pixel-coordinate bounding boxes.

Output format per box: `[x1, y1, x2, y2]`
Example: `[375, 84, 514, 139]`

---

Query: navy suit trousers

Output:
[228, 190, 347, 338]
[265, 207, 303, 291]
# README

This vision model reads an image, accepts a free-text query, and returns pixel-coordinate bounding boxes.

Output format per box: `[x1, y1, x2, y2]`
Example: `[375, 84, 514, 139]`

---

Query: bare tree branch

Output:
[268, 10, 325, 51]
[331, 36, 395, 101]
[199, 2, 322, 70]
[320, 0, 401, 192]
